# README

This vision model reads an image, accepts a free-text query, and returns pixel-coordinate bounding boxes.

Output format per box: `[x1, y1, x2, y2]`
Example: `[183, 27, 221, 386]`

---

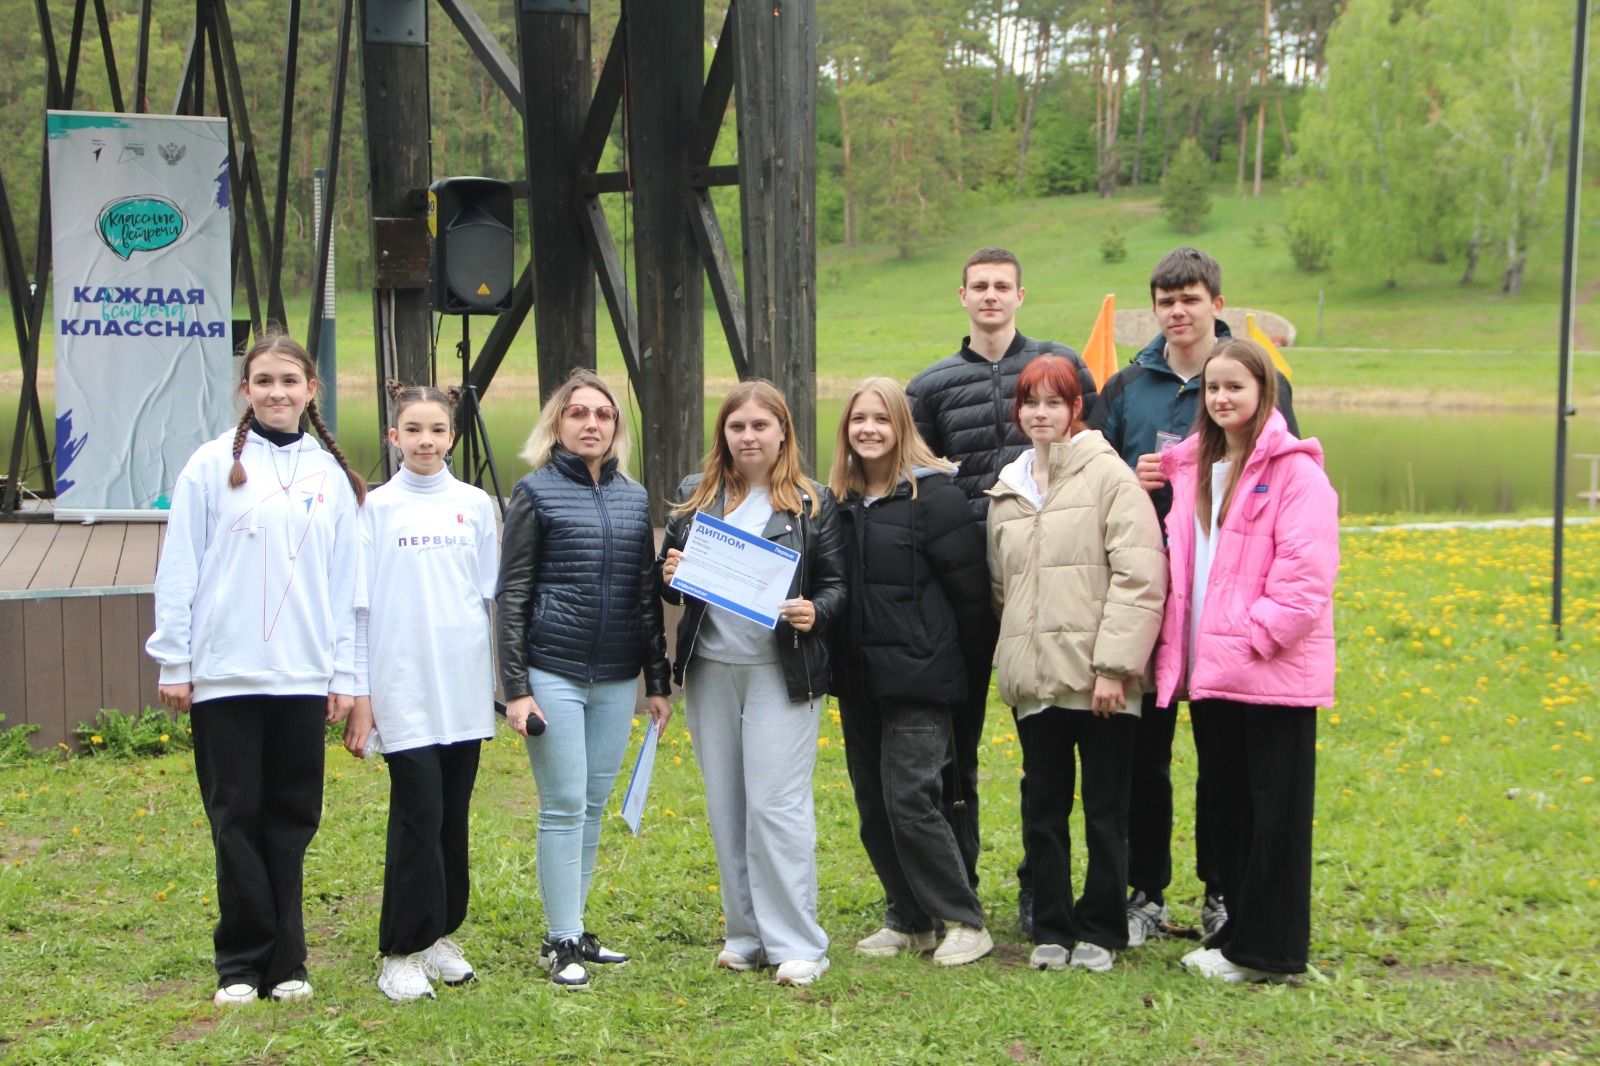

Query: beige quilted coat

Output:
[985, 430, 1168, 718]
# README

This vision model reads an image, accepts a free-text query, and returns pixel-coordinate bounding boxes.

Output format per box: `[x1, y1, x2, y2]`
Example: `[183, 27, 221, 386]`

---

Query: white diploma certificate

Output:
[669, 511, 801, 629]
[620, 723, 659, 836]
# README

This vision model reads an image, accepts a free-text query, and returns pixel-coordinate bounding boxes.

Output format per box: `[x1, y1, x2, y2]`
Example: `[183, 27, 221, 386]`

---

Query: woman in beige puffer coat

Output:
[986, 356, 1166, 975]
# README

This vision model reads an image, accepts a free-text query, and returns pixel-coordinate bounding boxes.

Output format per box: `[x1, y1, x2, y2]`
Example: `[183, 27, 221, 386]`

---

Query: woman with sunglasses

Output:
[496, 369, 672, 991]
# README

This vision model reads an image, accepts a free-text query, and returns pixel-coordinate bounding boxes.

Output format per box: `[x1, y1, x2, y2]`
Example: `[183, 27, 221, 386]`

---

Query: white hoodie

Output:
[146, 428, 359, 702]
[353, 465, 499, 753]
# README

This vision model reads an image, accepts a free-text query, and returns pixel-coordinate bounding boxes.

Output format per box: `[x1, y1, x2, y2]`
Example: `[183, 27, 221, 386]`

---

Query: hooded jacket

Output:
[908, 332, 1097, 515]
[831, 469, 997, 709]
[1085, 320, 1297, 523]
[658, 475, 847, 704]
[985, 430, 1167, 718]
[1153, 409, 1338, 708]
[495, 448, 671, 700]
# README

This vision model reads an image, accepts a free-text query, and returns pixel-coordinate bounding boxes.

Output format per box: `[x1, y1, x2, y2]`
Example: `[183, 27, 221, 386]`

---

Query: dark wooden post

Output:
[358, 0, 434, 477]
[734, 0, 818, 467]
[517, 0, 595, 400]
[625, 1, 704, 520]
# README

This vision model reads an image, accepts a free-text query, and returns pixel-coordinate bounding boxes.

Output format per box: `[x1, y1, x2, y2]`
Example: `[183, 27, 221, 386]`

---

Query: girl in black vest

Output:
[496, 369, 672, 991]
[827, 377, 997, 968]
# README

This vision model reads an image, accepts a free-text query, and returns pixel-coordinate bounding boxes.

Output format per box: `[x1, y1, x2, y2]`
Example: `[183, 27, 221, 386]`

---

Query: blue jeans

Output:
[524, 668, 638, 942]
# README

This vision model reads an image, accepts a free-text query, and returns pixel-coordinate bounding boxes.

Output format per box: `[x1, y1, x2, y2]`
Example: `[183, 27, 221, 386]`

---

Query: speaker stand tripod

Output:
[449, 315, 505, 516]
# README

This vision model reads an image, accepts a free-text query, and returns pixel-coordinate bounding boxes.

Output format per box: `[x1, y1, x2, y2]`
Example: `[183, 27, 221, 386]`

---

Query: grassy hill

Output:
[5, 183, 1600, 411]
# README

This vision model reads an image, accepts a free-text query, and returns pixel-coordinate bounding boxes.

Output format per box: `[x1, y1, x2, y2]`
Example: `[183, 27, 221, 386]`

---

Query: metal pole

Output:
[313, 167, 337, 434]
[1553, 0, 1590, 640]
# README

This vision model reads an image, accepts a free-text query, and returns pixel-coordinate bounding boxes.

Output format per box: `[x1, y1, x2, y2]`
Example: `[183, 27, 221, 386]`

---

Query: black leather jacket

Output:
[495, 448, 671, 700]
[657, 474, 847, 703]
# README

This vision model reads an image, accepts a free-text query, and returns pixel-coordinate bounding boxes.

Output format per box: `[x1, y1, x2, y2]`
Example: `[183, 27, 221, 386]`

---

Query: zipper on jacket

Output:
[589, 481, 614, 683]
[991, 362, 1006, 459]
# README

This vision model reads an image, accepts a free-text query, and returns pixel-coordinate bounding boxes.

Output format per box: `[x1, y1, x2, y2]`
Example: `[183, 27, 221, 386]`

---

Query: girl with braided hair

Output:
[340, 383, 499, 1002]
[147, 330, 365, 1007]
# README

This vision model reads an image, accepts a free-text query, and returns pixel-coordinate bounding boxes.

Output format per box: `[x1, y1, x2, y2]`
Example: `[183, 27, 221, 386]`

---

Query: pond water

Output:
[5, 393, 1599, 517]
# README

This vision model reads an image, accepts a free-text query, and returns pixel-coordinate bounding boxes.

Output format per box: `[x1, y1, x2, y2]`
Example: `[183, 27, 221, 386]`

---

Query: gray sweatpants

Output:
[684, 657, 828, 965]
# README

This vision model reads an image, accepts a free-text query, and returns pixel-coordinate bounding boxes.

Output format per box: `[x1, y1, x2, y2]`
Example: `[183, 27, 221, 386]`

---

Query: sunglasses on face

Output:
[563, 403, 619, 423]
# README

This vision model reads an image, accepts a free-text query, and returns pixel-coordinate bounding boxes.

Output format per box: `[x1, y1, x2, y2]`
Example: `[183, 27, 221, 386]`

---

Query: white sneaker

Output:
[1029, 944, 1069, 971]
[212, 982, 257, 1006]
[855, 926, 937, 958]
[422, 936, 475, 985]
[378, 953, 437, 1002]
[1184, 947, 1291, 984]
[267, 978, 313, 1003]
[774, 957, 830, 986]
[716, 948, 759, 972]
[932, 924, 993, 967]
[1069, 942, 1115, 973]
[1181, 945, 1211, 968]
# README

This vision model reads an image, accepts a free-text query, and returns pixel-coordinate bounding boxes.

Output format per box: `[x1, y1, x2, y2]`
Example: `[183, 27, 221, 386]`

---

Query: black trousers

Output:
[1018, 708, 1137, 951]
[940, 655, 990, 890]
[841, 698, 985, 933]
[378, 740, 482, 956]
[1189, 699, 1316, 974]
[1127, 693, 1177, 900]
[191, 695, 327, 990]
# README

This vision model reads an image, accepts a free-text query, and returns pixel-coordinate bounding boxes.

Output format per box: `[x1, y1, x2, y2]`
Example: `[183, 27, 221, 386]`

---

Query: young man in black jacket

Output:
[1085, 246, 1297, 949]
[906, 247, 1095, 930]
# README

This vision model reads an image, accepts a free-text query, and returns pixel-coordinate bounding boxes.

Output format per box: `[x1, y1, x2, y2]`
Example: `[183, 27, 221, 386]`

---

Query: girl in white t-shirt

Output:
[343, 384, 500, 1002]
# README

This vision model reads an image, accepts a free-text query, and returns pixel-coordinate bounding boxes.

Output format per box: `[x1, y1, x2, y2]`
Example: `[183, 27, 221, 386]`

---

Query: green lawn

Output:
[1, 522, 1597, 1063]
[7, 184, 1600, 411]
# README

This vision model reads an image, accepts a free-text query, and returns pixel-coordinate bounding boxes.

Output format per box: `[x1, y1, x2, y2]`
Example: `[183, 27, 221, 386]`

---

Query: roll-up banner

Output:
[47, 111, 234, 514]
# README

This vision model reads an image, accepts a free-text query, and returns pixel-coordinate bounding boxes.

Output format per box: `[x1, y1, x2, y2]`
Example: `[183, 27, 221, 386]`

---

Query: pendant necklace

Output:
[266, 437, 307, 560]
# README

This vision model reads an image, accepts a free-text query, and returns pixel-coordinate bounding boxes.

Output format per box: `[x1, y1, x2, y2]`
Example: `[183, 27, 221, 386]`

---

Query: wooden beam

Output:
[626, 0, 706, 522]
[436, 0, 524, 114]
[686, 187, 747, 381]
[517, 1, 595, 396]
[357, 0, 433, 399]
[735, 0, 819, 465]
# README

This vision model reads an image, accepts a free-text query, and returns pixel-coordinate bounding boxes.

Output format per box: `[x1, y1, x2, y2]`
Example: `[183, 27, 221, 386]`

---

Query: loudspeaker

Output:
[428, 177, 514, 314]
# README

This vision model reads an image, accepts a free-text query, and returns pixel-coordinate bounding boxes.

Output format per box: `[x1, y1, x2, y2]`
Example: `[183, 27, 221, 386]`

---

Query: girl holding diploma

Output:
[1154, 339, 1337, 984]
[495, 369, 672, 992]
[658, 380, 847, 986]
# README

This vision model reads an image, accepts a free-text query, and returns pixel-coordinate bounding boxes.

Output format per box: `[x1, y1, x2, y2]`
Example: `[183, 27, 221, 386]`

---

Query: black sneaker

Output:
[538, 932, 630, 968]
[548, 937, 589, 991]
[579, 931, 629, 965]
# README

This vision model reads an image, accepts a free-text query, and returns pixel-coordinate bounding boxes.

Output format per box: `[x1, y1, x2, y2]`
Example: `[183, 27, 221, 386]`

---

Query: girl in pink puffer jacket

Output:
[1154, 338, 1338, 984]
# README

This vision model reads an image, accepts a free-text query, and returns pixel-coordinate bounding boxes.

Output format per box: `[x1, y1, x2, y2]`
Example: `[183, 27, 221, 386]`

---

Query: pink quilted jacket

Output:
[1154, 410, 1339, 708]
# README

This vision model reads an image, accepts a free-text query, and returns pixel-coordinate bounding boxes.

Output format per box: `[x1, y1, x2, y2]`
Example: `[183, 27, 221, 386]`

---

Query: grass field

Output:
[7, 183, 1600, 412]
[1, 523, 1596, 1064]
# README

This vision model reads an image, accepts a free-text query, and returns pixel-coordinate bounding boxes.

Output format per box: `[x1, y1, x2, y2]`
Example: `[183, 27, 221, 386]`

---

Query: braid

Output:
[306, 400, 367, 504]
[227, 407, 254, 488]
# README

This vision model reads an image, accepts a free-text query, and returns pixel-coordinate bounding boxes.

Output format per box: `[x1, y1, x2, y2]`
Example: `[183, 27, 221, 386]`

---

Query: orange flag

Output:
[1081, 294, 1118, 390]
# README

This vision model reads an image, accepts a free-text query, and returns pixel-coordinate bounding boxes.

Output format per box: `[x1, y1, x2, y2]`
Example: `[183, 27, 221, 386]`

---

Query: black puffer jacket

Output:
[658, 475, 847, 703]
[907, 332, 1097, 516]
[496, 448, 671, 699]
[831, 471, 998, 709]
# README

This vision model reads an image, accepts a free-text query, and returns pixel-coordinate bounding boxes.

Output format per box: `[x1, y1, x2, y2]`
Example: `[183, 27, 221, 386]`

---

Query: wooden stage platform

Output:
[0, 515, 165, 749]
